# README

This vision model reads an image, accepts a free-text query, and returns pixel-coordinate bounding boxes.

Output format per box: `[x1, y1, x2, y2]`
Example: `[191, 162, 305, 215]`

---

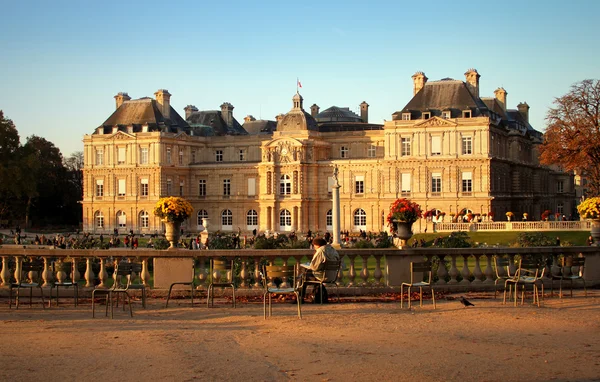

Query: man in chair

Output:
[299, 237, 340, 302]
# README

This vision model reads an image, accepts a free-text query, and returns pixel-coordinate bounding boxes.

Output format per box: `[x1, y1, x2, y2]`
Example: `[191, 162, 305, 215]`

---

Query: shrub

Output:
[439, 231, 472, 248]
[512, 232, 555, 247]
[354, 240, 375, 248]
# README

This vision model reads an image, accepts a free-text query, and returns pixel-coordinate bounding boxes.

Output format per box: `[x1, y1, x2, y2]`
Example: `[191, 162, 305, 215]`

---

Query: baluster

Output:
[239, 258, 248, 288]
[1, 256, 11, 286]
[141, 258, 150, 287]
[508, 255, 518, 276]
[197, 257, 208, 290]
[73, 258, 81, 284]
[337, 256, 345, 286]
[55, 259, 66, 284]
[360, 255, 369, 286]
[42, 257, 53, 287]
[14, 257, 22, 284]
[484, 254, 494, 284]
[84, 258, 95, 288]
[436, 255, 448, 285]
[253, 256, 262, 288]
[472, 255, 484, 284]
[373, 255, 383, 286]
[279, 257, 289, 288]
[97, 258, 108, 289]
[460, 255, 471, 285]
[448, 255, 459, 284]
[347, 255, 357, 287]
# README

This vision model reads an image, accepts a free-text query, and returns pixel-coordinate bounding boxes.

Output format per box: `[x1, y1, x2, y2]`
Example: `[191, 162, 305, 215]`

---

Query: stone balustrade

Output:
[434, 220, 591, 232]
[1, 246, 599, 297]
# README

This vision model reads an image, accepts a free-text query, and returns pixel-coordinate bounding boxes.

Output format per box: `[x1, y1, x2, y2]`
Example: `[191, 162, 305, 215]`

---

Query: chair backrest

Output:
[20, 260, 44, 283]
[410, 261, 432, 284]
[262, 264, 296, 288]
[211, 258, 234, 282]
[318, 259, 341, 283]
[561, 256, 585, 276]
[517, 257, 545, 279]
[494, 256, 513, 278]
[113, 262, 133, 288]
[52, 260, 75, 281]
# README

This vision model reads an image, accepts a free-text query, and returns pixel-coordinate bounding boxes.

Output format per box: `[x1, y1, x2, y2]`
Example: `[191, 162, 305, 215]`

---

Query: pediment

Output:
[109, 131, 136, 140]
[414, 116, 457, 128]
[264, 137, 303, 148]
[174, 132, 191, 140]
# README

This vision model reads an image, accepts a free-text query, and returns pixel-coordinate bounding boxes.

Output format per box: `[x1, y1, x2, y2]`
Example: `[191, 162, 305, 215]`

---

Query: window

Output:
[557, 203, 564, 215]
[462, 172, 472, 193]
[247, 178, 256, 196]
[96, 149, 104, 165]
[422, 112, 431, 119]
[462, 137, 472, 155]
[179, 150, 184, 165]
[117, 210, 126, 228]
[355, 175, 364, 194]
[280, 174, 291, 195]
[326, 210, 333, 228]
[401, 138, 411, 156]
[279, 209, 292, 229]
[140, 147, 148, 165]
[246, 210, 258, 227]
[179, 181, 184, 197]
[557, 180, 564, 193]
[431, 173, 442, 194]
[368, 145, 376, 158]
[354, 209, 367, 227]
[216, 150, 223, 162]
[139, 211, 149, 228]
[221, 209, 233, 228]
[340, 146, 349, 158]
[223, 179, 231, 196]
[118, 179, 126, 197]
[95, 211, 104, 228]
[239, 149, 246, 161]
[402, 113, 411, 120]
[166, 147, 171, 164]
[140, 178, 148, 197]
[401, 173, 411, 195]
[328, 177, 334, 194]
[198, 179, 206, 197]
[197, 209, 208, 226]
[431, 136, 441, 156]
[166, 178, 172, 195]
[191, 150, 197, 163]
[462, 110, 472, 118]
[118, 147, 126, 164]
[96, 179, 104, 197]
[442, 110, 451, 119]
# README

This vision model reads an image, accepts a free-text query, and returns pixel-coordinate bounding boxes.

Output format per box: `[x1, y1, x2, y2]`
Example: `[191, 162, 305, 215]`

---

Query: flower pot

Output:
[164, 221, 182, 249]
[392, 220, 413, 249]
[590, 220, 600, 246]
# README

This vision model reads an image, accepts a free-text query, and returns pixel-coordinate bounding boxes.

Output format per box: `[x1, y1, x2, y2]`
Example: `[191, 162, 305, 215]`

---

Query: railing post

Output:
[436, 255, 448, 285]
[472, 255, 484, 284]
[360, 255, 369, 286]
[239, 258, 248, 288]
[373, 255, 383, 286]
[1, 256, 11, 286]
[14, 256, 22, 284]
[253, 256, 262, 288]
[460, 255, 471, 285]
[141, 258, 150, 287]
[484, 254, 495, 284]
[347, 255, 357, 287]
[84, 258, 95, 288]
[97, 258, 108, 289]
[448, 255, 459, 284]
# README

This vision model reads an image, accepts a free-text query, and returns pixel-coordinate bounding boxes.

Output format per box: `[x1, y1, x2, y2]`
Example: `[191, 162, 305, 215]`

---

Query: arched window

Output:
[197, 209, 208, 226]
[326, 210, 333, 230]
[279, 209, 292, 230]
[221, 209, 233, 230]
[116, 210, 126, 228]
[280, 174, 291, 195]
[139, 210, 149, 229]
[94, 211, 104, 229]
[354, 208, 367, 230]
[246, 209, 258, 227]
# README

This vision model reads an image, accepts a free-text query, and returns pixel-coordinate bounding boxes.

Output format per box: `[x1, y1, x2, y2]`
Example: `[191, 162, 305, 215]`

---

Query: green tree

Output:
[0, 111, 23, 222]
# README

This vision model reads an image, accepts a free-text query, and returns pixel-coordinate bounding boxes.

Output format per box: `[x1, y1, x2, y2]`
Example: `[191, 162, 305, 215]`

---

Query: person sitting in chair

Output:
[299, 237, 340, 302]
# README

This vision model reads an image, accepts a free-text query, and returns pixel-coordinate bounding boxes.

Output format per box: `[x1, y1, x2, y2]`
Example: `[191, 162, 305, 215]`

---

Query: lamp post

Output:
[332, 165, 341, 248]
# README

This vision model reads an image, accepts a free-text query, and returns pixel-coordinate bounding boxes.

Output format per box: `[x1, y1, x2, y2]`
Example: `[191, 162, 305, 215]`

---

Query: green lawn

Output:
[409, 230, 590, 247]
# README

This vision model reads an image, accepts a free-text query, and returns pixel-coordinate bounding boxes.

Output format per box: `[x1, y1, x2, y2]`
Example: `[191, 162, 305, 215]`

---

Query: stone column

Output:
[332, 165, 341, 248]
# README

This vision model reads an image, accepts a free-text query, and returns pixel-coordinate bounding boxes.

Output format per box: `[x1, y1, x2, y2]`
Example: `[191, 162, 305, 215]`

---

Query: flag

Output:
[297, 79, 302, 88]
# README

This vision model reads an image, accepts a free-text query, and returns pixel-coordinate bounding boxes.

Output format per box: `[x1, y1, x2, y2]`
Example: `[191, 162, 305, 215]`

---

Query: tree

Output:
[539, 79, 600, 196]
[0, 111, 23, 222]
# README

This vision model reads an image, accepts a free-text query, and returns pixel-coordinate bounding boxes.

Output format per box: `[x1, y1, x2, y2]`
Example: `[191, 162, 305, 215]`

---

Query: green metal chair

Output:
[262, 264, 302, 319]
[207, 258, 236, 308]
[9, 260, 46, 309]
[551, 256, 586, 298]
[505, 257, 545, 307]
[400, 261, 436, 309]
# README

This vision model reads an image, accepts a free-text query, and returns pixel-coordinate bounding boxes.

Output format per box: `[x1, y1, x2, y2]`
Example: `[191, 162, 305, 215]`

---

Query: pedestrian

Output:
[556, 236, 561, 246]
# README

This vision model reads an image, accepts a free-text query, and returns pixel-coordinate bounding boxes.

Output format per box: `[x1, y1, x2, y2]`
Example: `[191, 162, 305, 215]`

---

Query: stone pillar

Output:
[332, 166, 341, 248]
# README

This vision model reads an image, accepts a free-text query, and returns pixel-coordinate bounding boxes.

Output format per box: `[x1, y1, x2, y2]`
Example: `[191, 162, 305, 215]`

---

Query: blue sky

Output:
[1, 0, 599, 157]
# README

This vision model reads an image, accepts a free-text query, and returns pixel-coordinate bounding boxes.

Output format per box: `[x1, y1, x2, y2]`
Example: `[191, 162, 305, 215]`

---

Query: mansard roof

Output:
[242, 119, 277, 135]
[186, 110, 247, 136]
[98, 98, 190, 134]
[315, 106, 363, 123]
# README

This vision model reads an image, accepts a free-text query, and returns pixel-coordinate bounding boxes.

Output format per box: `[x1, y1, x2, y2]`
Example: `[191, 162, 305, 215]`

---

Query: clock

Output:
[281, 148, 288, 155]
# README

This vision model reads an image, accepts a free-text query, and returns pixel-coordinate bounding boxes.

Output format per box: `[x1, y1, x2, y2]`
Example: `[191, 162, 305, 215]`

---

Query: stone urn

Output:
[590, 220, 600, 246]
[392, 220, 413, 249]
[164, 220, 182, 249]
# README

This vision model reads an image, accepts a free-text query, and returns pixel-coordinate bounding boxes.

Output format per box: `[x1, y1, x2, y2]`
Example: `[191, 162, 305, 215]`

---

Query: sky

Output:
[1, 0, 599, 157]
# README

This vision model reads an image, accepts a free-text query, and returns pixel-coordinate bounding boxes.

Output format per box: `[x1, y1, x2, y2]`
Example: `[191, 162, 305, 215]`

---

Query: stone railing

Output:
[0, 246, 599, 296]
[434, 220, 591, 233]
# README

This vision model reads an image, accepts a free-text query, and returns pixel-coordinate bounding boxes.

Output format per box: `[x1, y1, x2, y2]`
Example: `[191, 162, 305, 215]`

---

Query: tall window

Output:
[462, 172, 472, 193]
[280, 174, 291, 195]
[179, 181, 184, 196]
[367, 145, 376, 158]
[117, 211, 126, 228]
[431, 136, 441, 156]
[191, 150, 197, 163]
[118, 179, 126, 197]
[140, 178, 148, 197]
[247, 178, 256, 196]
[139, 211, 149, 228]
[179, 150, 184, 165]
[216, 150, 223, 162]
[401, 173, 411, 195]
[340, 146, 349, 158]
[355, 175, 364, 194]
[223, 179, 231, 196]
[462, 137, 472, 155]
[197, 209, 208, 226]
[326, 210, 333, 227]
[431, 173, 442, 193]
[557, 203, 564, 215]
[354, 209, 367, 227]
[198, 179, 206, 197]
[221, 209, 233, 228]
[166, 178, 172, 195]
[246, 210, 258, 226]
[95, 211, 104, 228]
[96, 149, 104, 165]
[279, 209, 292, 228]
[96, 179, 104, 197]
[401, 138, 411, 156]
[166, 147, 172, 164]
[557, 180, 564, 193]
[118, 147, 126, 164]
[140, 147, 148, 164]
[239, 149, 246, 161]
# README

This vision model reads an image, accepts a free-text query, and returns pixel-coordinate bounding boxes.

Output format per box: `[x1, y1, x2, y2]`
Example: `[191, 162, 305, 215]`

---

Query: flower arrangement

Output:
[153, 197, 194, 222]
[506, 212, 514, 218]
[449, 212, 456, 216]
[541, 210, 551, 220]
[577, 197, 600, 220]
[440, 212, 446, 216]
[482, 213, 487, 217]
[387, 198, 422, 227]
[488, 212, 494, 218]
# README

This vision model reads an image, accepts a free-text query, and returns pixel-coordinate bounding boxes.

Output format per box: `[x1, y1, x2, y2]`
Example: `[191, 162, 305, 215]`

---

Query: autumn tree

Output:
[0, 111, 23, 222]
[539, 79, 600, 196]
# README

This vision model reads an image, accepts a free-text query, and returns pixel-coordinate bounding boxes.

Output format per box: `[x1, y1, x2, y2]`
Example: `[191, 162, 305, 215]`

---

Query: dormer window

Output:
[442, 110, 451, 119]
[112, 126, 119, 134]
[462, 110, 472, 118]
[402, 113, 411, 121]
[422, 112, 431, 119]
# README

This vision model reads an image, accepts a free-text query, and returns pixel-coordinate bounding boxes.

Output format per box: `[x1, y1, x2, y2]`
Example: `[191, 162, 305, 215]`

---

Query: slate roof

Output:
[242, 119, 277, 135]
[318, 122, 383, 132]
[315, 106, 363, 123]
[97, 98, 189, 134]
[186, 110, 248, 136]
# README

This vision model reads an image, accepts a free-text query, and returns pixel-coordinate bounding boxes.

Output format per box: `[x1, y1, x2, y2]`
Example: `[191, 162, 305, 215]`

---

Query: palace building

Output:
[82, 69, 575, 234]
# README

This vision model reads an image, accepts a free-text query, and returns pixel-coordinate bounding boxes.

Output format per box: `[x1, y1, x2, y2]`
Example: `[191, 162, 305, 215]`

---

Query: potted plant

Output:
[153, 196, 194, 249]
[386, 198, 422, 246]
[506, 211, 514, 221]
[577, 197, 600, 245]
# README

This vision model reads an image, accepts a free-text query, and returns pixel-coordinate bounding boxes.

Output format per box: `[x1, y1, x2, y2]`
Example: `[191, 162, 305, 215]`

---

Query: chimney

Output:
[114, 92, 131, 109]
[244, 115, 256, 123]
[494, 87, 508, 111]
[220, 102, 234, 127]
[517, 102, 530, 123]
[411, 71, 428, 96]
[154, 89, 172, 119]
[184, 105, 198, 119]
[360, 101, 369, 123]
[276, 113, 285, 123]
[310, 104, 320, 118]
[464, 68, 481, 98]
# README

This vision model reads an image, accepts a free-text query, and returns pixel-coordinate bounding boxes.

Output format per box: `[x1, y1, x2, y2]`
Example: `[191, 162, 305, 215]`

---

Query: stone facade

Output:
[82, 70, 575, 234]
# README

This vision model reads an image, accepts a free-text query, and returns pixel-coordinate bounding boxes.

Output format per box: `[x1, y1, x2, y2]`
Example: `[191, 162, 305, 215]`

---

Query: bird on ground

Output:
[459, 296, 475, 308]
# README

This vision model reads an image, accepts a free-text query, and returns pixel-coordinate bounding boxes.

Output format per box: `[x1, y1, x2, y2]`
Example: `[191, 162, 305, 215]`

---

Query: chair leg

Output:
[232, 286, 236, 308]
[408, 287, 412, 309]
[431, 287, 436, 309]
[263, 292, 267, 319]
[319, 283, 323, 305]
[165, 284, 175, 308]
[419, 287, 423, 307]
[296, 291, 302, 319]
[39, 286, 45, 309]
[126, 292, 133, 317]
[570, 279, 574, 298]
[583, 279, 587, 297]
[190, 284, 195, 307]
[400, 285, 404, 308]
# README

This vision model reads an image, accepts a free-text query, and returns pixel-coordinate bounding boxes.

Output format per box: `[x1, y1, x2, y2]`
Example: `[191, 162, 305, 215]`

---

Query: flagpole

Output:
[296, 77, 298, 93]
